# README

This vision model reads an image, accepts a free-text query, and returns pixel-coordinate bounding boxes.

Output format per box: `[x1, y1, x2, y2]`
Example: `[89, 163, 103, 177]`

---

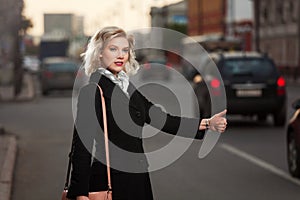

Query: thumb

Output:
[214, 109, 227, 117]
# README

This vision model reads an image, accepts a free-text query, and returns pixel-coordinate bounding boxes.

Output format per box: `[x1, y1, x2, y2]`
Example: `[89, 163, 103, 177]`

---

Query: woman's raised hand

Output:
[209, 109, 227, 133]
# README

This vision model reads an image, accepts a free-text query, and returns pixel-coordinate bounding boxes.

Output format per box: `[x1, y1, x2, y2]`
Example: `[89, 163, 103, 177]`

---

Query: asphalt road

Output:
[0, 71, 299, 200]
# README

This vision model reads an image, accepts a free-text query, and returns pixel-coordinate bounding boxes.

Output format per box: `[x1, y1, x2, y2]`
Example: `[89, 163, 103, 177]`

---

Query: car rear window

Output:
[45, 62, 78, 71]
[221, 58, 276, 78]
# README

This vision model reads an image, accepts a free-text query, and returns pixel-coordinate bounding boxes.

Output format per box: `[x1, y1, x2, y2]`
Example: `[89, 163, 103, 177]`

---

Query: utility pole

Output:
[253, 0, 260, 52]
[12, 0, 24, 97]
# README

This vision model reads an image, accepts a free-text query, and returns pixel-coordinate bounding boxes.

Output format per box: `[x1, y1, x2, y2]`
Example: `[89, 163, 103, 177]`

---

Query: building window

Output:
[283, 1, 289, 22]
[289, 0, 297, 22]
[276, 1, 284, 24]
[260, 3, 269, 25]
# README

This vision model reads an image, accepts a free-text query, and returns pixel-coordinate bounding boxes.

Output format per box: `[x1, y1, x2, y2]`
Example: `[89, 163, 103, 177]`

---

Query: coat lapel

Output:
[90, 72, 141, 109]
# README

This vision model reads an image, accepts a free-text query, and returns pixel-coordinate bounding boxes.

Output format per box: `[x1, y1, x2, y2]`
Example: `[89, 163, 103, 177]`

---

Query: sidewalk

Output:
[0, 72, 34, 200]
[0, 126, 17, 200]
[0, 72, 37, 102]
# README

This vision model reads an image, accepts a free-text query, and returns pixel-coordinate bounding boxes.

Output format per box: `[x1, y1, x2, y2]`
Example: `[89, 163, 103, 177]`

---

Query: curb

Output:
[0, 130, 17, 200]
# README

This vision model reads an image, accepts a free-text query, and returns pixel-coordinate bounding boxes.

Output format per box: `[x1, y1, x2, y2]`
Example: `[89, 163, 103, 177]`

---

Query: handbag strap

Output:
[64, 140, 74, 190]
[64, 84, 112, 192]
[96, 84, 112, 191]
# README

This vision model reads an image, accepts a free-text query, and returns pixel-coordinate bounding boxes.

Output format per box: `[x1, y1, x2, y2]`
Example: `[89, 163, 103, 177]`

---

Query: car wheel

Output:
[273, 106, 286, 127]
[287, 130, 300, 178]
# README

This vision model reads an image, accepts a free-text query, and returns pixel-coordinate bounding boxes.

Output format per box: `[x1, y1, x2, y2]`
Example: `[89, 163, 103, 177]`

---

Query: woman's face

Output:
[101, 36, 129, 75]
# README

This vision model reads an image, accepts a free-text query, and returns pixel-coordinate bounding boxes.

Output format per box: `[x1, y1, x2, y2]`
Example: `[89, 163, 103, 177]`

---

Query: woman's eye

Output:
[110, 48, 117, 51]
[123, 49, 129, 53]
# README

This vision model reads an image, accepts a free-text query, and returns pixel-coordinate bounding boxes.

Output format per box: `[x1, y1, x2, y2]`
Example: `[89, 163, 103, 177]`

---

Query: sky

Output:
[23, 0, 253, 37]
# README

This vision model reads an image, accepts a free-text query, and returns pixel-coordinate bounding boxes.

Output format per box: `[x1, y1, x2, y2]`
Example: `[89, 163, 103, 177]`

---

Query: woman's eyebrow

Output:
[108, 45, 129, 49]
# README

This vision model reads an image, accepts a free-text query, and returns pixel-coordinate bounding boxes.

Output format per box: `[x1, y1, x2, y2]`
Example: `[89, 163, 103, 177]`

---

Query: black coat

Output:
[67, 72, 205, 200]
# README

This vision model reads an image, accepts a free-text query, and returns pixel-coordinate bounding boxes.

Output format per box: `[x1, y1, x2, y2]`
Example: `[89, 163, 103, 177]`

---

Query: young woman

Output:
[66, 26, 227, 200]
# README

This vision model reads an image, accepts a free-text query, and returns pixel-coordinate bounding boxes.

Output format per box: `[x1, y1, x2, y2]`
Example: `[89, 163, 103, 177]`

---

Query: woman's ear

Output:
[99, 54, 103, 58]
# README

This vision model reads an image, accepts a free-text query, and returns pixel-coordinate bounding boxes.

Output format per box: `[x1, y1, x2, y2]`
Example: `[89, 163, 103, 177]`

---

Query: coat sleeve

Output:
[67, 83, 103, 199]
[138, 91, 206, 140]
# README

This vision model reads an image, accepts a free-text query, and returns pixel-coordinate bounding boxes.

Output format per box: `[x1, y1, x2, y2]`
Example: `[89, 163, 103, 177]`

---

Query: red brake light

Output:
[144, 62, 150, 69]
[277, 76, 285, 87]
[211, 78, 221, 88]
[166, 62, 172, 69]
[44, 71, 53, 79]
[277, 76, 286, 96]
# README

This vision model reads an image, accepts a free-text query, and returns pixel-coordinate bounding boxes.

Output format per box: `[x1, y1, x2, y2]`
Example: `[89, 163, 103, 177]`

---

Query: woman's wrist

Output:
[200, 118, 211, 130]
[205, 118, 210, 129]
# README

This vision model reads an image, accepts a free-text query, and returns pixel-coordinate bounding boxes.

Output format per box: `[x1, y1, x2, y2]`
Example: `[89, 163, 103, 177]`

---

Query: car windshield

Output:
[221, 58, 276, 77]
[46, 62, 78, 71]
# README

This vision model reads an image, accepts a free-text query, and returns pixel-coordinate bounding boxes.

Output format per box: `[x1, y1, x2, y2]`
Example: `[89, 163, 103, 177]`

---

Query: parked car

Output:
[287, 98, 300, 178]
[192, 51, 287, 126]
[139, 57, 172, 81]
[40, 57, 80, 95]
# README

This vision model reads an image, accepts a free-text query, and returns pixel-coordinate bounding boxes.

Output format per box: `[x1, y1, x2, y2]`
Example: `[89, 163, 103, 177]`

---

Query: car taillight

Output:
[277, 76, 286, 87]
[210, 78, 221, 96]
[144, 63, 151, 69]
[211, 78, 221, 88]
[277, 76, 286, 96]
[44, 71, 53, 79]
[166, 62, 172, 69]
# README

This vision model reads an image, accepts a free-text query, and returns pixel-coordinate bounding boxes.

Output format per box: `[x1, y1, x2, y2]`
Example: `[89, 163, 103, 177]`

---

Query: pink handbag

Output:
[62, 84, 112, 200]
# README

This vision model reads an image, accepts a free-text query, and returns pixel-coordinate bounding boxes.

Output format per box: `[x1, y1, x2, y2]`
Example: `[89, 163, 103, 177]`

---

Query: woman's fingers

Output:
[210, 109, 228, 133]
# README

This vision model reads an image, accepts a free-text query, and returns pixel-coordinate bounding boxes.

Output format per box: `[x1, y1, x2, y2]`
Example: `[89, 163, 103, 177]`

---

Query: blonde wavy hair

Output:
[82, 26, 140, 76]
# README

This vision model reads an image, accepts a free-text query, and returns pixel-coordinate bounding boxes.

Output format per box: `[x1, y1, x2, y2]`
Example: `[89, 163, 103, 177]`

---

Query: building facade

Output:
[0, 0, 23, 86]
[42, 13, 86, 58]
[150, 0, 187, 30]
[149, 1, 188, 63]
[188, 0, 226, 36]
[43, 13, 84, 39]
[254, 0, 300, 75]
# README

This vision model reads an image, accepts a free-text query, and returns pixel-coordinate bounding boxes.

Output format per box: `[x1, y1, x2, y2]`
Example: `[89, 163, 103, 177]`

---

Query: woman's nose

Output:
[117, 50, 125, 58]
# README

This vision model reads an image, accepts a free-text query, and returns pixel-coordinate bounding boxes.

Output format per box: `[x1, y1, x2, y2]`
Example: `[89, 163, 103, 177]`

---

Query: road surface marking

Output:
[221, 143, 300, 187]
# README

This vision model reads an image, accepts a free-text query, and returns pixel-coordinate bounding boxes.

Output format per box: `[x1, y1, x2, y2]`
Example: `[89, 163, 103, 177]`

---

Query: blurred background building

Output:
[41, 13, 86, 60]
[253, 0, 300, 79]
[148, 0, 299, 80]
[150, 0, 253, 51]
[43, 14, 84, 38]
[0, 0, 30, 96]
[1, 0, 299, 95]
[188, 0, 226, 35]
[149, 0, 253, 65]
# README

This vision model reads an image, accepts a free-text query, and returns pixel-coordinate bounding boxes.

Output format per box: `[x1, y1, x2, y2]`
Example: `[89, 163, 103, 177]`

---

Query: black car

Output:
[192, 51, 287, 126]
[287, 98, 300, 178]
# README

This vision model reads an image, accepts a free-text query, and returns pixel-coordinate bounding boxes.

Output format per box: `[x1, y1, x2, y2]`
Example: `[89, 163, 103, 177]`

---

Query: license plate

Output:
[236, 89, 262, 97]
